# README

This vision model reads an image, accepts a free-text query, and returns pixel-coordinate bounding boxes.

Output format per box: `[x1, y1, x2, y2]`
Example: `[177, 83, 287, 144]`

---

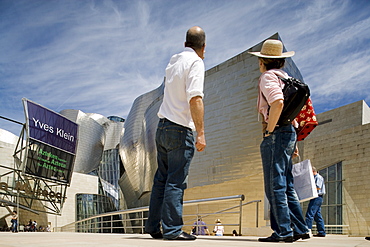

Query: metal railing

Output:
[183, 198, 261, 235]
[61, 195, 261, 235]
[312, 225, 349, 235]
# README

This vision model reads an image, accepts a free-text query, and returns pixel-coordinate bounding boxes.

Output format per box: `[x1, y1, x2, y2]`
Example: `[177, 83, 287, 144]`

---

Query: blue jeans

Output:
[306, 196, 326, 235]
[11, 220, 18, 232]
[260, 125, 308, 238]
[145, 118, 195, 239]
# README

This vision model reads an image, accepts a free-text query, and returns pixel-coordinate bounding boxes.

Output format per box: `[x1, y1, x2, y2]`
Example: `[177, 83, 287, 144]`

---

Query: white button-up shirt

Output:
[158, 47, 205, 130]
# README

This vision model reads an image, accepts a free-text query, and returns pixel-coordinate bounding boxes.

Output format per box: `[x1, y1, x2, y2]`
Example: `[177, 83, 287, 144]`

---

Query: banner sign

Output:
[23, 99, 78, 184]
[26, 139, 74, 184]
[25, 100, 78, 154]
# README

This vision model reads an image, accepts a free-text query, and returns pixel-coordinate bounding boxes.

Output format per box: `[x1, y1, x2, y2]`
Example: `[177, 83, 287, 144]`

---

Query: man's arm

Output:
[190, 96, 206, 152]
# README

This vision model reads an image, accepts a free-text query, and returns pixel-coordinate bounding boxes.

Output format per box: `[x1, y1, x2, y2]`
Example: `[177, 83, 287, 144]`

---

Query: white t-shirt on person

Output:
[158, 47, 205, 131]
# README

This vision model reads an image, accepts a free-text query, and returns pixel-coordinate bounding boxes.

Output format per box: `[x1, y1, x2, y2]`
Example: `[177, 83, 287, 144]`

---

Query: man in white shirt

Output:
[145, 26, 206, 241]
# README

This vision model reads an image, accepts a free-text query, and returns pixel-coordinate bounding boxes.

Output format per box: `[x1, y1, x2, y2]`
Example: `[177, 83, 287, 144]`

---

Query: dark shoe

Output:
[313, 234, 326, 237]
[293, 233, 311, 241]
[149, 232, 163, 239]
[258, 235, 294, 243]
[164, 232, 196, 240]
[365, 237, 370, 241]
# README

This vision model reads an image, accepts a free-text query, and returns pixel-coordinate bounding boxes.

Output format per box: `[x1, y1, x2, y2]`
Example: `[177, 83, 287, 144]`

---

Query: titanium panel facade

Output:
[60, 110, 105, 173]
[59, 110, 124, 210]
[119, 83, 164, 208]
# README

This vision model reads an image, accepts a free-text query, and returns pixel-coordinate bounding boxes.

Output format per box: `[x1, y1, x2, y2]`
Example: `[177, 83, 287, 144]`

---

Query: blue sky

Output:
[1, 0, 370, 136]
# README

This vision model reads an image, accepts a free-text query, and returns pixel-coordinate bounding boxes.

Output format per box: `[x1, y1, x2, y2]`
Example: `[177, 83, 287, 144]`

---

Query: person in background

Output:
[213, 219, 224, 236]
[192, 217, 210, 235]
[11, 211, 18, 233]
[249, 39, 310, 243]
[305, 166, 326, 237]
[145, 26, 206, 241]
[25, 219, 32, 231]
[32, 220, 37, 232]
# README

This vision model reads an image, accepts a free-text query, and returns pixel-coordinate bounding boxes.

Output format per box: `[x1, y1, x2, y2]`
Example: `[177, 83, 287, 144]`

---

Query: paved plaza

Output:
[1, 232, 370, 247]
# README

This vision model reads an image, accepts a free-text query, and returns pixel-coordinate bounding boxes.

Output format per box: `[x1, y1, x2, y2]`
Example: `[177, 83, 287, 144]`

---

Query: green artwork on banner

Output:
[25, 139, 75, 184]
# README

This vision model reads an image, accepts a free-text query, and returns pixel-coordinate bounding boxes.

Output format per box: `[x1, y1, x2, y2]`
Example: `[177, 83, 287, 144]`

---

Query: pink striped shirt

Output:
[257, 69, 288, 123]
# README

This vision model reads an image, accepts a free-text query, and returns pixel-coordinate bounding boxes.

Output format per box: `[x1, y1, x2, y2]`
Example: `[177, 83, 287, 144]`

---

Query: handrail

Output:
[184, 199, 261, 232]
[69, 194, 245, 226]
[184, 194, 245, 205]
[72, 206, 150, 225]
[185, 194, 245, 235]
[61, 194, 260, 235]
[242, 200, 261, 228]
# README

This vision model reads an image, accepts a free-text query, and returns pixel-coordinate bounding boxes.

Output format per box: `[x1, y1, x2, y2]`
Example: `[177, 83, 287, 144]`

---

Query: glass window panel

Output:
[320, 169, 327, 181]
[327, 205, 337, 225]
[327, 182, 336, 205]
[328, 166, 336, 181]
[337, 205, 342, 224]
[337, 181, 342, 203]
[337, 162, 342, 180]
[317, 162, 343, 228]
[322, 192, 328, 206]
[321, 206, 328, 224]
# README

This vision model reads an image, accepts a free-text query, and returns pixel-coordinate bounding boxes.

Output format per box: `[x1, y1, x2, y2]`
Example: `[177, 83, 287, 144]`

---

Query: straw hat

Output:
[248, 39, 294, 58]
[215, 219, 221, 223]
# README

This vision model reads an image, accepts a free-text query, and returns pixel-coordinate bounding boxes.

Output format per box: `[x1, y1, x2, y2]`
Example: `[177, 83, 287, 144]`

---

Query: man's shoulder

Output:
[169, 48, 201, 65]
[180, 48, 202, 60]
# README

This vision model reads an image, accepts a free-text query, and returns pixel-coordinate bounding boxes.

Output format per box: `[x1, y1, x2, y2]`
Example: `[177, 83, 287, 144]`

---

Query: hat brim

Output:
[248, 51, 295, 58]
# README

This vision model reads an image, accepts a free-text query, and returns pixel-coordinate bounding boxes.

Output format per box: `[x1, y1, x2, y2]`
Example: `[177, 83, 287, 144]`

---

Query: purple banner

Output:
[24, 99, 78, 154]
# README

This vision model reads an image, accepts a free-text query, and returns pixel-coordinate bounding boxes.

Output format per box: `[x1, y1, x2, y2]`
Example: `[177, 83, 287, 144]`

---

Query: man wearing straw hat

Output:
[249, 39, 310, 243]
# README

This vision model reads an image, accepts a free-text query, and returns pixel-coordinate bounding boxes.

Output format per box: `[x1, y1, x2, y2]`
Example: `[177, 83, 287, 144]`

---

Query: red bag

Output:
[295, 98, 318, 141]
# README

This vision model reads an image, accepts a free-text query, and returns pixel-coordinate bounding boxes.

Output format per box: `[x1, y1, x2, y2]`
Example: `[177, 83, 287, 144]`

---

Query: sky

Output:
[1, 0, 370, 136]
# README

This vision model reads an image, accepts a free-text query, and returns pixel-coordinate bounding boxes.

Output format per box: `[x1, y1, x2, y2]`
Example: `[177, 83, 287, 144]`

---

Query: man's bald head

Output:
[185, 26, 206, 50]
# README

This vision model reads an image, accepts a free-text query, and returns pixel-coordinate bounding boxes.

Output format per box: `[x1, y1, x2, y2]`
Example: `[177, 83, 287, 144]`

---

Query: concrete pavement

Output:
[1, 232, 370, 247]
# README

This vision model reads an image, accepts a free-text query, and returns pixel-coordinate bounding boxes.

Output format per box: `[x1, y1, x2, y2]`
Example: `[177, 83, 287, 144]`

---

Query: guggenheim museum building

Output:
[0, 33, 369, 237]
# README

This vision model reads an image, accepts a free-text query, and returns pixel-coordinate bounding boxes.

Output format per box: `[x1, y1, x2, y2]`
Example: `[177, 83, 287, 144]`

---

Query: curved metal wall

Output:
[60, 110, 105, 173]
[118, 83, 164, 208]
[59, 110, 124, 174]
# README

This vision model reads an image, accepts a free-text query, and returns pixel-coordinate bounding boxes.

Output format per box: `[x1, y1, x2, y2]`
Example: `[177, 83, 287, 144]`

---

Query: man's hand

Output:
[195, 133, 206, 152]
[190, 96, 206, 152]
[293, 146, 299, 159]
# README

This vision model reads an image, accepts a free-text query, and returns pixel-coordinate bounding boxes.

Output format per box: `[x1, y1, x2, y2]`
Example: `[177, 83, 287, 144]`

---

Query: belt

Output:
[159, 118, 168, 123]
[275, 123, 291, 129]
[159, 118, 192, 131]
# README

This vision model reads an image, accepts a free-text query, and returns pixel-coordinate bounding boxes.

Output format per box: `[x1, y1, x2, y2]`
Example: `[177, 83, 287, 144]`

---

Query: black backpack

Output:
[277, 76, 310, 126]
